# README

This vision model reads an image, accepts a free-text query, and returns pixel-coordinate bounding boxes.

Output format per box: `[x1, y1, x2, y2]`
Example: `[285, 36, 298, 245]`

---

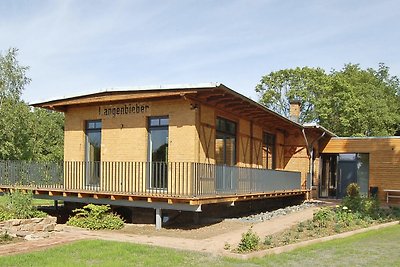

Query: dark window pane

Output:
[263, 132, 276, 169]
[87, 120, 101, 130]
[160, 118, 169, 126]
[150, 118, 160, 126]
[215, 117, 237, 166]
[85, 120, 101, 187]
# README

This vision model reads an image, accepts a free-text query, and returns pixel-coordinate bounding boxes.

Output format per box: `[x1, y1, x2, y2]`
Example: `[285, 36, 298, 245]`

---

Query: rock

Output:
[30, 218, 44, 224]
[15, 231, 30, 237]
[10, 219, 21, 226]
[42, 217, 57, 225]
[226, 202, 318, 223]
[24, 232, 50, 241]
[54, 224, 64, 232]
[43, 223, 56, 232]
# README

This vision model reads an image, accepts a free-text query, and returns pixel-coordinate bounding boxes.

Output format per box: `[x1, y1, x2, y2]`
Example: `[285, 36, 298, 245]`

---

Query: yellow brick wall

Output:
[64, 98, 197, 162]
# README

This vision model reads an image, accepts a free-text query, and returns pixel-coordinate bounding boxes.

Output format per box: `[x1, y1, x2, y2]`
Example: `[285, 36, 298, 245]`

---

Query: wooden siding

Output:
[322, 137, 400, 203]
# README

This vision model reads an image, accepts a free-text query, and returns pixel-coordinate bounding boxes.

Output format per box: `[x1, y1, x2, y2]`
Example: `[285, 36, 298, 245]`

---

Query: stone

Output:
[10, 219, 21, 226]
[30, 218, 44, 224]
[54, 224, 64, 232]
[33, 224, 45, 232]
[15, 231, 29, 237]
[43, 223, 56, 232]
[25, 232, 50, 241]
[42, 217, 57, 225]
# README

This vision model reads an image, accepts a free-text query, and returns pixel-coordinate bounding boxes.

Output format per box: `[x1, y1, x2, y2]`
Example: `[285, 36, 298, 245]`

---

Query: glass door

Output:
[85, 120, 101, 187]
[148, 117, 169, 190]
[215, 117, 237, 192]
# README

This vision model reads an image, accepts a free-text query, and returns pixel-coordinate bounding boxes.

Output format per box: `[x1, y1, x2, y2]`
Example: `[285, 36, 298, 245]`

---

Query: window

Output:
[148, 116, 169, 189]
[85, 120, 101, 186]
[215, 117, 236, 166]
[262, 132, 276, 169]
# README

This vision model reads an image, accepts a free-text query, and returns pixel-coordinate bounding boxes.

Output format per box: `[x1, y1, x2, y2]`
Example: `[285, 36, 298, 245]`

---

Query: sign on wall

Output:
[98, 103, 150, 118]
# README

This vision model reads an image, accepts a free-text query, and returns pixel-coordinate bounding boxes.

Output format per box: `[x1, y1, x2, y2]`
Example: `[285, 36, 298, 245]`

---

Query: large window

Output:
[85, 120, 101, 187]
[215, 117, 236, 166]
[262, 132, 276, 169]
[148, 116, 169, 189]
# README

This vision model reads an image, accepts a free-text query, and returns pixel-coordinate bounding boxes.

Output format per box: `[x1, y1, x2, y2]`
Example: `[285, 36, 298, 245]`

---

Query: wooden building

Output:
[0, 83, 334, 228]
[319, 137, 400, 204]
[1, 82, 398, 228]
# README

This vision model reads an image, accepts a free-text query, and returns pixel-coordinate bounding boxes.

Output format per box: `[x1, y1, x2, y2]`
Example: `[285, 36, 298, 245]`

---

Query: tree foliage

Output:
[256, 63, 400, 136]
[0, 48, 64, 161]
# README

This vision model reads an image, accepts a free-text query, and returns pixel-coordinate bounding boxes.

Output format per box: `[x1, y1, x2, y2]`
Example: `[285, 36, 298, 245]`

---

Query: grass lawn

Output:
[0, 224, 399, 267]
[0, 195, 56, 207]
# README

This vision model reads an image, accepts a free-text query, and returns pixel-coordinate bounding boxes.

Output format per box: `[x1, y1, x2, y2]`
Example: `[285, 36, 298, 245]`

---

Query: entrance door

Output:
[320, 155, 338, 198]
[338, 155, 358, 198]
[148, 117, 169, 190]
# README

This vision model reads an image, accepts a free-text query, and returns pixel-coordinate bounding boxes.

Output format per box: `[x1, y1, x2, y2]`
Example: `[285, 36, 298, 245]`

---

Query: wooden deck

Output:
[0, 185, 308, 212]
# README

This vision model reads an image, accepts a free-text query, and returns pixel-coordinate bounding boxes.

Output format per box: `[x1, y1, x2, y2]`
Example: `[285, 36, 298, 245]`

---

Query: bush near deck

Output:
[0, 191, 46, 221]
[66, 204, 124, 230]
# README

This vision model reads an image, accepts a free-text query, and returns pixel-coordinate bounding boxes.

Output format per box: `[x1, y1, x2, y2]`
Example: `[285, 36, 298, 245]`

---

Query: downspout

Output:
[302, 128, 326, 192]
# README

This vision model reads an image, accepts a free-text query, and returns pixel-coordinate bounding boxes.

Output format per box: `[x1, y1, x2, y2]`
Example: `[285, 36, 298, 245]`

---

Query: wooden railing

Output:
[0, 161, 302, 197]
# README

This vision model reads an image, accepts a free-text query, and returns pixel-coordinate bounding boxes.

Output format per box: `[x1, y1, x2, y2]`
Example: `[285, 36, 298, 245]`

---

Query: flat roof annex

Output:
[32, 82, 335, 136]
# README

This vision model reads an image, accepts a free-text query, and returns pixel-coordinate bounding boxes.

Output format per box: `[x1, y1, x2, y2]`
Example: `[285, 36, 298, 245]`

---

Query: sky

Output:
[0, 0, 399, 104]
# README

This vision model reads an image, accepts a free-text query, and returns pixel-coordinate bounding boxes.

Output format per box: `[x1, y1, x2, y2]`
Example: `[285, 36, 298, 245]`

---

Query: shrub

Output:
[342, 183, 363, 213]
[263, 235, 273, 246]
[313, 207, 335, 227]
[67, 204, 124, 230]
[0, 190, 47, 220]
[346, 183, 360, 198]
[237, 227, 260, 253]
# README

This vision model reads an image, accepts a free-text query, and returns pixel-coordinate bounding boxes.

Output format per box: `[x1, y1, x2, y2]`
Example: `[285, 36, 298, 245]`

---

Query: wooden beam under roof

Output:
[33, 90, 200, 110]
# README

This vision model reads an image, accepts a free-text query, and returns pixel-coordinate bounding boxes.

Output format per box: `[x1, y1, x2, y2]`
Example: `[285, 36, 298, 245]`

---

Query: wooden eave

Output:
[190, 86, 304, 130]
[32, 90, 200, 112]
[32, 83, 331, 134]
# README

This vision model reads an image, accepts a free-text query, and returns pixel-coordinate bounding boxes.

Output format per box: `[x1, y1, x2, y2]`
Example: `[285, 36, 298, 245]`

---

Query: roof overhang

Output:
[303, 122, 337, 137]
[32, 82, 336, 135]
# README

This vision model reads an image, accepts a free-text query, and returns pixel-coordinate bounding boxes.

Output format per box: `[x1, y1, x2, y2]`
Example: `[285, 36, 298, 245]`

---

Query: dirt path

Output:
[0, 206, 319, 256]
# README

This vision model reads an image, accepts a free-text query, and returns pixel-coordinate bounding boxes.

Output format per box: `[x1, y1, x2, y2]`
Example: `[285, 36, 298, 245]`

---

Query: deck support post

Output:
[155, 208, 162, 230]
[54, 200, 59, 210]
[193, 212, 200, 225]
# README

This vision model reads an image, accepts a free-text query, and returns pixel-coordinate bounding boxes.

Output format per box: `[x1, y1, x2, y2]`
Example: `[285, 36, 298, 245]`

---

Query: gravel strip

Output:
[226, 201, 323, 223]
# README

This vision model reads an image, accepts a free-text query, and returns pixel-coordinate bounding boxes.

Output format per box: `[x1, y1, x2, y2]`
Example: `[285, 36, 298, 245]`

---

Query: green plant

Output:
[0, 232, 13, 242]
[0, 208, 13, 221]
[223, 242, 231, 250]
[237, 227, 260, 253]
[346, 183, 360, 197]
[0, 190, 46, 220]
[67, 204, 124, 230]
[313, 208, 335, 227]
[362, 198, 380, 218]
[297, 223, 304, 232]
[263, 235, 273, 246]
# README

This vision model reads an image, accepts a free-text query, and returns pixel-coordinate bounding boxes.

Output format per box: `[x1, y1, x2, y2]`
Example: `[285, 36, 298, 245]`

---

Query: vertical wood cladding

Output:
[322, 138, 400, 203]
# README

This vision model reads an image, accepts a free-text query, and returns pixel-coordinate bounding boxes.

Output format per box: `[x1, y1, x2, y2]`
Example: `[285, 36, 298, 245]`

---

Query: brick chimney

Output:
[289, 99, 301, 122]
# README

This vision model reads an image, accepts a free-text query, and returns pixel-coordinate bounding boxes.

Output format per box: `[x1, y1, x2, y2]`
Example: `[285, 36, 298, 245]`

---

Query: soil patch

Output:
[119, 219, 248, 239]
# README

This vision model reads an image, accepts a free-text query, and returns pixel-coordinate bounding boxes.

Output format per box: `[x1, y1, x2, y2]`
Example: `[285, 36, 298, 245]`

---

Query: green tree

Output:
[256, 63, 400, 136]
[30, 108, 64, 161]
[0, 48, 30, 106]
[0, 48, 64, 161]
